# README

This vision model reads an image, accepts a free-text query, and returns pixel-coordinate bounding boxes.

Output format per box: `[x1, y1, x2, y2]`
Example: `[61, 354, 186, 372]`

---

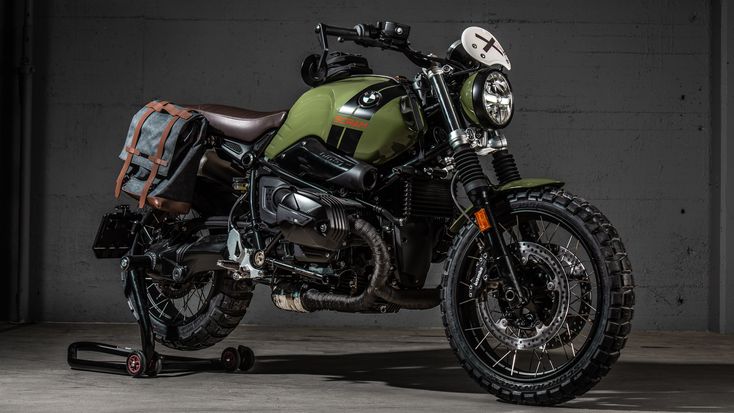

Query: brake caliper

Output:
[468, 251, 499, 298]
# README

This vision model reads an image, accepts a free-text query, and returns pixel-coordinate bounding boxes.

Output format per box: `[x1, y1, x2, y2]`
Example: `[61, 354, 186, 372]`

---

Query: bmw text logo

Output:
[359, 90, 382, 108]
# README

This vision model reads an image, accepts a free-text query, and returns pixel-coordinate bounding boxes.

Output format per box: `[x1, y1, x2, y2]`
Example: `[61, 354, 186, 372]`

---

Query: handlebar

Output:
[314, 21, 443, 69]
[316, 21, 410, 46]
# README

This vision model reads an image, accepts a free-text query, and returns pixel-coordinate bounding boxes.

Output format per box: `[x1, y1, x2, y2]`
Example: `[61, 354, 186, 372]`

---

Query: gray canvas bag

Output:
[115, 100, 207, 214]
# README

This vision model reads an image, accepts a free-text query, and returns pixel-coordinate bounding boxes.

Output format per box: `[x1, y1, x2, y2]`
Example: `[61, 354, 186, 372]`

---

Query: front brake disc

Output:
[477, 241, 571, 350]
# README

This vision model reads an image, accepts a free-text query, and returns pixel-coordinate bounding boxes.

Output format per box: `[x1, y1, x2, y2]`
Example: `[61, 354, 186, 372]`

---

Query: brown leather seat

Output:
[187, 104, 287, 143]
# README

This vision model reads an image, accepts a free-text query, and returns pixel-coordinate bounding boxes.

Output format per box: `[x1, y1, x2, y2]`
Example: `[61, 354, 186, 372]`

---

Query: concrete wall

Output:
[19, 0, 715, 329]
[710, 0, 734, 333]
[2, 1, 20, 321]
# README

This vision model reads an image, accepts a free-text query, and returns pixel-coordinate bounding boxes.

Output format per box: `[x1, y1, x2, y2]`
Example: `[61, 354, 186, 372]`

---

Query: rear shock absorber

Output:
[491, 150, 521, 186]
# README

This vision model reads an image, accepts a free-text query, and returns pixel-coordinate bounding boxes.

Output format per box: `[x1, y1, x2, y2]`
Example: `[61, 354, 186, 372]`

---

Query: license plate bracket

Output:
[92, 205, 143, 258]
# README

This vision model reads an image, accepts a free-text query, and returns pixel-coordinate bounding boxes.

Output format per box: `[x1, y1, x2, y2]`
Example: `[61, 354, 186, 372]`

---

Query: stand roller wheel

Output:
[126, 351, 146, 378]
[220, 347, 241, 372]
[237, 345, 255, 372]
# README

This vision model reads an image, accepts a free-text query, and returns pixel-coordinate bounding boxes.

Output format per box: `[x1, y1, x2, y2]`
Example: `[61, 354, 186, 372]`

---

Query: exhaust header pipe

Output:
[274, 219, 440, 313]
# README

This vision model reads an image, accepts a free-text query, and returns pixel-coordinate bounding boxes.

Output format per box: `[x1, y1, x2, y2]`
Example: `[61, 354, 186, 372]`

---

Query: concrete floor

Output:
[0, 323, 732, 413]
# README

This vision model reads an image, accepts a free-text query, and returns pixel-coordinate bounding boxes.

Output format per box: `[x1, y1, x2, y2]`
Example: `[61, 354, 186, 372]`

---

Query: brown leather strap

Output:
[124, 146, 141, 156]
[145, 100, 170, 112]
[137, 116, 179, 208]
[147, 156, 169, 167]
[161, 103, 192, 120]
[115, 107, 156, 198]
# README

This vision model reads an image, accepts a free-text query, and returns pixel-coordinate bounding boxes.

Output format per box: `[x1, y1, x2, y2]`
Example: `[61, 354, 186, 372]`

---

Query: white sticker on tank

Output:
[461, 27, 511, 70]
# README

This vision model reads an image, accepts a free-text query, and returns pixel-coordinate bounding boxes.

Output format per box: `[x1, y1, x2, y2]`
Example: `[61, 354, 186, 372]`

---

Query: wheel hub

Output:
[478, 241, 571, 350]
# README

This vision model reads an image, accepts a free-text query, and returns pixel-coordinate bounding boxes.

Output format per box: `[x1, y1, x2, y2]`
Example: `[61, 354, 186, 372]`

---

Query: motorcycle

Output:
[94, 21, 634, 405]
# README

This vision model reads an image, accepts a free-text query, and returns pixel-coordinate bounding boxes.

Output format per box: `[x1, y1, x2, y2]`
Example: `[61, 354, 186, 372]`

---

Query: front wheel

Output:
[441, 188, 634, 405]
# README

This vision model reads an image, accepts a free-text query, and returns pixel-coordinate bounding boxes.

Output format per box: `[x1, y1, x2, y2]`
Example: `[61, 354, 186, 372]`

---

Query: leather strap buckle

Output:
[124, 146, 141, 156]
[148, 156, 169, 167]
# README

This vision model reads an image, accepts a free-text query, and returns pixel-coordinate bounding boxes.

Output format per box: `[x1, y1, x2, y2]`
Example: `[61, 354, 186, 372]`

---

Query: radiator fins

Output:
[403, 179, 454, 219]
[380, 177, 454, 221]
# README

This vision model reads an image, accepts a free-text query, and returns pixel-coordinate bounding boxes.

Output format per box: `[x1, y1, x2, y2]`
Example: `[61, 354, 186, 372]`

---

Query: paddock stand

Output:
[68, 255, 255, 377]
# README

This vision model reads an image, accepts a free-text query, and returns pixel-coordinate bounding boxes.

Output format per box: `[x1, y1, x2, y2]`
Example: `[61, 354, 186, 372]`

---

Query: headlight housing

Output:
[460, 69, 514, 129]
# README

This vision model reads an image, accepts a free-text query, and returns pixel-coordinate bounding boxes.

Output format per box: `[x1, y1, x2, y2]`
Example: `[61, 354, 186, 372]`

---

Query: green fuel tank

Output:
[265, 76, 423, 165]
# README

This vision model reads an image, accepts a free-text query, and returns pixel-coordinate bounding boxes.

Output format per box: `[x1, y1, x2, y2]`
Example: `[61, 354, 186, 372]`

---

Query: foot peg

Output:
[217, 259, 249, 280]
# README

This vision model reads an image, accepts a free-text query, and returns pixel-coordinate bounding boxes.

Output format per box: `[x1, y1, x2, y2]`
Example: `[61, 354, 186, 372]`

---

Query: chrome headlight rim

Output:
[472, 69, 514, 129]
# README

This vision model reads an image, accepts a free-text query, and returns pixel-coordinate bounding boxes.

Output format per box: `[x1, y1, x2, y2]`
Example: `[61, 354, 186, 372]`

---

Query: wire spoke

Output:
[557, 331, 570, 361]
[536, 216, 548, 242]
[492, 349, 512, 367]
[570, 291, 597, 312]
[546, 223, 561, 244]
[568, 309, 595, 324]
[475, 332, 491, 350]
[460, 298, 477, 305]
[566, 324, 577, 357]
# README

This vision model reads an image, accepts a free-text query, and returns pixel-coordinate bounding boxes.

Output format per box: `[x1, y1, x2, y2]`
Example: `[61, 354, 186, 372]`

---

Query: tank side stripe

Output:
[326, 125, 344, 148]
[338, 128, 363, 156]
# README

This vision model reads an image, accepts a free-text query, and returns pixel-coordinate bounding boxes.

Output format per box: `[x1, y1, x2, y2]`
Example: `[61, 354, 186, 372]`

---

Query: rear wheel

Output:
[127, 210, 254, 351]
[441, 188, 634, 405]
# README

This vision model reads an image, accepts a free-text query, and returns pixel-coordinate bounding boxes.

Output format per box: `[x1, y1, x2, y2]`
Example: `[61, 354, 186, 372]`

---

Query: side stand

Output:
[67, 255, 255, 377]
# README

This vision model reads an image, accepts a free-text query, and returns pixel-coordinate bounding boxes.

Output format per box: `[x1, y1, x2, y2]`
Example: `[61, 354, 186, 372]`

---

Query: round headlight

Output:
[461, 69, 514, 129]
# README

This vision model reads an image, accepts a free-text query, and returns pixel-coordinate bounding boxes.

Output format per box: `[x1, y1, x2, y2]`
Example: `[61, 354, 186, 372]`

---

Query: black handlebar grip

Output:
[315, 23, 359, 38]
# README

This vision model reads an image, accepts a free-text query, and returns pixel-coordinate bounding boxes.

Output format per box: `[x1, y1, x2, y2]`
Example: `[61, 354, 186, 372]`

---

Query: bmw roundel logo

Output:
[359, 90, 382, 108]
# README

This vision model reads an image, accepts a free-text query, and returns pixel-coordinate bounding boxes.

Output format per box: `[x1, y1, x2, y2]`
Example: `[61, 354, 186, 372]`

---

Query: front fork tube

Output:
[427, 64, 526, 303]
[471, 189, 527, 303]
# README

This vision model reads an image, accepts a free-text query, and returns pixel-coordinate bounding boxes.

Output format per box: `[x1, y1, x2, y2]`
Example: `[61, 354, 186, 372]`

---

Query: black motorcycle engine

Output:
[259, 176, 360, 251]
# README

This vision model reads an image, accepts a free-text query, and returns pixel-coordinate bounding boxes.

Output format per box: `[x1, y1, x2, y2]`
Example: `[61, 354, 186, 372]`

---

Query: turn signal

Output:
[474, 208, 491, 232]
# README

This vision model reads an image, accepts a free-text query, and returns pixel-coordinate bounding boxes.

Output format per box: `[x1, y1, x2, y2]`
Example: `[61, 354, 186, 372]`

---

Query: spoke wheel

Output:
[441, 188, 634, 405]
[458, 213, 597, 380]
[125, 210, 255, 351]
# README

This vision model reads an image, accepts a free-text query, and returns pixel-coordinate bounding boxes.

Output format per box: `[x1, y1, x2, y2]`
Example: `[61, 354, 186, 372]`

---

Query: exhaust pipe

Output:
[295, 219, 440, 312]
